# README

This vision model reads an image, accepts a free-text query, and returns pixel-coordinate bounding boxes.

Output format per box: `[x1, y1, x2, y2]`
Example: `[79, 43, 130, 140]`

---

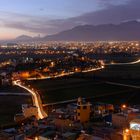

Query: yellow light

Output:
[35, 137, 39, 140]
[69, 123, 72, 127]
[123, 129, 131, 140]
[122, 104, 126, 108]
[125, 129, 129, 133]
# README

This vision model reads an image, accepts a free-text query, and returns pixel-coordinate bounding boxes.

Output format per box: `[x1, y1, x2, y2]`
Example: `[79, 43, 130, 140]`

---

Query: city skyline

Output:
[0, 0, 140, 39]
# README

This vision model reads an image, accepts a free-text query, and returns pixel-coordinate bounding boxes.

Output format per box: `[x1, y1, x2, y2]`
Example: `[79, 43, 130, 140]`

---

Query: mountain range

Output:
[3, 20, 140, 42]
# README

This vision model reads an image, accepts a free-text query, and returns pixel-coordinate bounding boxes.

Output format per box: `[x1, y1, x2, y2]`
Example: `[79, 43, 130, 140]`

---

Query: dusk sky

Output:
[0, 0, 140, 39]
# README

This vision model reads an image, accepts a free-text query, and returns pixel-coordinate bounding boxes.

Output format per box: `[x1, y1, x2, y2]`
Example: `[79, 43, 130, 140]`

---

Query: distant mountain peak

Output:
[43, 20, 140, 41]
[15, 35, 33, 41]
[13, 20, 140, 42]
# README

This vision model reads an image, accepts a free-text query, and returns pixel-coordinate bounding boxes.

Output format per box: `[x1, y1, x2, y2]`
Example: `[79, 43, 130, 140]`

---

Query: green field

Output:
[0, 85, 32, 126]
[94, 62, 140, 79]
[0, 95, 32, 126]
[26, 62, 140, 105]
[0, 85, 28, 93]
[26, 77, 137, 104]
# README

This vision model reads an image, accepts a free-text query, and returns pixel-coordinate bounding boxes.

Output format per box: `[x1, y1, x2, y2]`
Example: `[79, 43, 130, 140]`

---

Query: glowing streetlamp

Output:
[121, 104, 127, 116]
[123, 128, 131, 140]
[122, 104, 127, 109]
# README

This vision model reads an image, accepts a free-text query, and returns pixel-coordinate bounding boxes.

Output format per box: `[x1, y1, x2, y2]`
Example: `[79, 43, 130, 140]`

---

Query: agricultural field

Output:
[94, 62, 140, 79]
[0, 86, 32, 126]
[26, 77, 137, 104]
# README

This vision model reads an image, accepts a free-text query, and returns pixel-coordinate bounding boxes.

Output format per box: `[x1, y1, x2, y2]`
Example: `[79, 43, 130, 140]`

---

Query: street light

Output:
[121, 104, 127, 116]
[122, 104, 127, 109]
[123, 128, 131, 140]
[125, 129, 129, 133]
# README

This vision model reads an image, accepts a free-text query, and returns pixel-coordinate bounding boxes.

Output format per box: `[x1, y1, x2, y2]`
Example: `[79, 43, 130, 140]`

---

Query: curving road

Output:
[12, 67, 104, 119]
[106, 59, 140, 66]
[13, 80, 47, 119]
[12, 58, 140, 119]
[105, 81, 140, 89]
[26, 58, 140, 81]
[27, 67, 104, 81]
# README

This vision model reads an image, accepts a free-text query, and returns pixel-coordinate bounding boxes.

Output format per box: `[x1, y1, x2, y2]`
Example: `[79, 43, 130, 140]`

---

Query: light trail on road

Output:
[13, 80, 47, 119]
[12, 58, 140, 119]
[12, 67, 104, 119]
[106, 59, 140, 66]
[27, 67, 104, 81]
[82, 66, 104, 73]
[27, 58, 140, 81]
[105, 81, 140, 89]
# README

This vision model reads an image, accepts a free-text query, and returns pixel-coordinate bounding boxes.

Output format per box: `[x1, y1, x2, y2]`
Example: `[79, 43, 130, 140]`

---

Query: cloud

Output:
[44, 0, 140, 33]
[1, 0, 140, 36]
[68, 0, 140, 25]
[97, 0, 130, 6]
[0, 11, 77, 35]
[0, 11, 55, 34]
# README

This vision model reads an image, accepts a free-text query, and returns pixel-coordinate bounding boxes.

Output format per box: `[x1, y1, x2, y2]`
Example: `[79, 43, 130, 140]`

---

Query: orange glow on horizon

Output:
[0, 27, 36, 40]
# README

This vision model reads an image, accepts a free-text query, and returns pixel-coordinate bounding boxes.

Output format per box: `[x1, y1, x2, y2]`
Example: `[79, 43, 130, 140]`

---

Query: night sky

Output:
[0, 0, 139, 39]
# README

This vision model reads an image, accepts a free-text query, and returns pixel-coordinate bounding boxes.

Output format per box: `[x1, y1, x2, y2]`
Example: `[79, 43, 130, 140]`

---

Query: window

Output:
[77, 106, 81, 109]
[78, 113, 80, 116]
[83, 106, 87, 109]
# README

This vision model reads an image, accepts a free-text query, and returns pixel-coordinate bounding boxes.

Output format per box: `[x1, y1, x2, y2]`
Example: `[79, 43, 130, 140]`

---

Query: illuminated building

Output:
[130, 118, 140, 140]
[22, 104, 38, 119]
[76, 97, 91, 123]
[123, 129, 131, 140]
